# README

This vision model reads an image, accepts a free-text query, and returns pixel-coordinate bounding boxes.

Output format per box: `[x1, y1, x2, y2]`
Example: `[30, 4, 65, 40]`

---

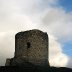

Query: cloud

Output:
[49, 35, 69, 67]
[41, 8, 72, 41]
[0, 0, 59, 32]
[67, 58, 72, 68]
[0, 32, 15, 66]
[0, 0, 72, 68]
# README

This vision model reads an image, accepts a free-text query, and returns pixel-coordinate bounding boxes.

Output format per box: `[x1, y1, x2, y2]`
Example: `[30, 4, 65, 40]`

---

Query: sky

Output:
[58, 0, 72, 57]
[59, 0, 72, 12]
[0, 0, 72, 68]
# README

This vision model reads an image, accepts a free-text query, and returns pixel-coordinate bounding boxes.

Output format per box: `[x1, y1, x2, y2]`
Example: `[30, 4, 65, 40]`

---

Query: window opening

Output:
[27, 42, 31, 49]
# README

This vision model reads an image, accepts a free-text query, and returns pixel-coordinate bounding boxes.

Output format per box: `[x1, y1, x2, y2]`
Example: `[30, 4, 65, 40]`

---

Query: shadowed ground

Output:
[0, 63, 72, 72]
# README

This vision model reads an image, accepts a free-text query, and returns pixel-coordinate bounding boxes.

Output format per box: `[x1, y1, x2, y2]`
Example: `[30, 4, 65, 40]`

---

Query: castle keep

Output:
[5, 29, 49, 66]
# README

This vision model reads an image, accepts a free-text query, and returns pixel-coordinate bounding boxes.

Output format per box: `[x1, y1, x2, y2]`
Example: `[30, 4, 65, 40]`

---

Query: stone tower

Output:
[5, 29, 49, 66]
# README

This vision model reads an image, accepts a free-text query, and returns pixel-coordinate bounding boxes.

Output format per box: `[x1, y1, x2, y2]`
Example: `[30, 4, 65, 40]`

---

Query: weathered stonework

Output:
[5, 29, 49, 66]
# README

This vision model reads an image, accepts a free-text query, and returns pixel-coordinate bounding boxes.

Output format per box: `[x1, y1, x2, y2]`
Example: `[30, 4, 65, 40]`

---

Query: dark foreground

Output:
[0, 65, 72, 72]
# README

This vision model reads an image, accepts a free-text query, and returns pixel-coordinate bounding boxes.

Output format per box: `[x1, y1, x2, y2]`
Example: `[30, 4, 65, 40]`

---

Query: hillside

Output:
[0, 65, 72, 72]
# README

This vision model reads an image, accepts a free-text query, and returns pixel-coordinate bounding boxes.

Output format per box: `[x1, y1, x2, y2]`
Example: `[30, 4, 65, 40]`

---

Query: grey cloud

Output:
[41, 8, 72, 41]
[0, 32, 15, 66]
[67, 58, 72, 68]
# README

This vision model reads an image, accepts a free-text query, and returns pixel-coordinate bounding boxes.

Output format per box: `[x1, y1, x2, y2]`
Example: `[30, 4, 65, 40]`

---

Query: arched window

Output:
[27, 42, 31, 49]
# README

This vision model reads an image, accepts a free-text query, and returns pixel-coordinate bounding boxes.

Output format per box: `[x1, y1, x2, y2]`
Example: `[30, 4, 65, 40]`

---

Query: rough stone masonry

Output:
[5, 29, 49, 66]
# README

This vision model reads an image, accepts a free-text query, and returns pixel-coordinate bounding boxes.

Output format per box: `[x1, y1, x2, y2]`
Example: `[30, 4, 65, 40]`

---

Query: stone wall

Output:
[5, 29, 49, 66]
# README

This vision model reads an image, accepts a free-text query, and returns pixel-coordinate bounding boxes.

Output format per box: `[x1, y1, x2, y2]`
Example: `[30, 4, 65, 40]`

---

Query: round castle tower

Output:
[5, 29, 49, 66]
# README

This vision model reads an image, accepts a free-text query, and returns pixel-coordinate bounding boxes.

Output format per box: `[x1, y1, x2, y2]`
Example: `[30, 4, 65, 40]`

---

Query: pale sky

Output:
[0, 0, 72, 68]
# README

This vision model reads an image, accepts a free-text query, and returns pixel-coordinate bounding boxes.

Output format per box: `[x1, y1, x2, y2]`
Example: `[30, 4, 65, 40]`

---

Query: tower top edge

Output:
[15, 29, 47, 36]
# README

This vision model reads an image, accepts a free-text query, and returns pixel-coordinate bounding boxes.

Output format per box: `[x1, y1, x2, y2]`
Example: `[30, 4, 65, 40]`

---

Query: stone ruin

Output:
[5, 29, 49, 66]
